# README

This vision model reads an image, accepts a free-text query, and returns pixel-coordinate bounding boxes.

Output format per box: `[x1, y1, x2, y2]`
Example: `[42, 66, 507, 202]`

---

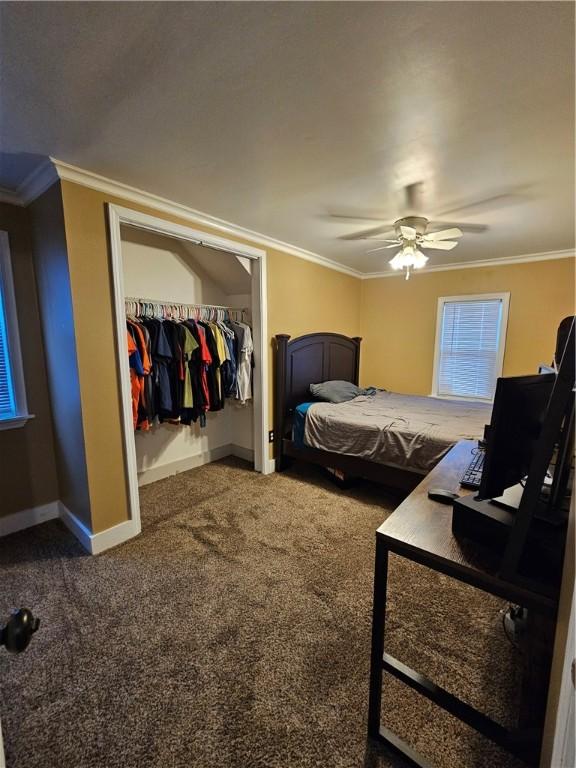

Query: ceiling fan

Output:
[329, 181, 527, 279]
[331, 182, 528, 239]
[365, 215, 463, 279]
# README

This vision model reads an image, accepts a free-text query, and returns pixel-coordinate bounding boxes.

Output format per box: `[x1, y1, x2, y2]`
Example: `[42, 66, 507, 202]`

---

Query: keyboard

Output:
[460, 449, 485, 489]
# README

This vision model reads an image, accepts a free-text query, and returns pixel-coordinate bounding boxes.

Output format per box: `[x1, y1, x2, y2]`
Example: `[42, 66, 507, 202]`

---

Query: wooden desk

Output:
[367, 440, 558, 767]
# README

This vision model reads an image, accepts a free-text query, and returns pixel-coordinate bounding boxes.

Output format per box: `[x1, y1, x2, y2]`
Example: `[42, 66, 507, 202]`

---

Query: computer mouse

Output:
[427, 488, 460, 504]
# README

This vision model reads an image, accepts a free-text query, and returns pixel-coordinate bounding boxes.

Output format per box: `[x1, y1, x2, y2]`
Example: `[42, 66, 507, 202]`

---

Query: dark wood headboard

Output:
[273, 332, 362, 462]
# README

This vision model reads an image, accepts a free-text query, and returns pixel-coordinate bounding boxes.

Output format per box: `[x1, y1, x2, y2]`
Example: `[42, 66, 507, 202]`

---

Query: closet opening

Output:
[107, 205, 270, 537]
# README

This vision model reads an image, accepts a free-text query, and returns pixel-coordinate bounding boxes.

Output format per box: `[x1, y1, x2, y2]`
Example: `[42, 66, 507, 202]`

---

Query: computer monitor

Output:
[476, 373, 556, 501]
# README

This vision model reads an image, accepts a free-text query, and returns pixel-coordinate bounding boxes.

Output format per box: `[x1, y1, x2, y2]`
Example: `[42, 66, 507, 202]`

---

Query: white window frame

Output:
[431, 292, 510, 402]
[0, 231, 32, 430]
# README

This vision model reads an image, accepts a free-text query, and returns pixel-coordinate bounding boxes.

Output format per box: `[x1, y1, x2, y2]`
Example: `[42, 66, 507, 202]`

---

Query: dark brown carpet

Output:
[0, 458, 523, 768]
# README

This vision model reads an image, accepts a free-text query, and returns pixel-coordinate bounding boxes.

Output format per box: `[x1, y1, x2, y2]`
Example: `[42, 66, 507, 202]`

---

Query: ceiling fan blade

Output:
[423, 227, 462, 241]
[328, 213, 388, 222]
[400, 225, 417, 239]
[367, 244, 400, 254]
[436, 192, 527, 218]
[402, 182, 425, 213]
[427, 220, 488, 234]
[340, 224, 396, 241]
[421, 240, 458, 251]
[362, 238, 399, 244]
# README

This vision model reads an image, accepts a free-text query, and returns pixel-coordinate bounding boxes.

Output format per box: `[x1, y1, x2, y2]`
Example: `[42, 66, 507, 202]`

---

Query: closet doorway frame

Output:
[107, 204, 270, 536]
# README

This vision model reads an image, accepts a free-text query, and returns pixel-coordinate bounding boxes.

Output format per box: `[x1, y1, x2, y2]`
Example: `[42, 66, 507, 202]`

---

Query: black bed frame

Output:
[273, 332, 423, 493]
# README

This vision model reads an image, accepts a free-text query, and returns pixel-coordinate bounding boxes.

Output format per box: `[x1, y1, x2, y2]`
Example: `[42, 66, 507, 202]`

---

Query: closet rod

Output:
[124, 297, 245, 311]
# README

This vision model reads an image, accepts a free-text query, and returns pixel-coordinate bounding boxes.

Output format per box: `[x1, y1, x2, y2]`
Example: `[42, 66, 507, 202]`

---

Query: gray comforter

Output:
[303, 391, 491, 473]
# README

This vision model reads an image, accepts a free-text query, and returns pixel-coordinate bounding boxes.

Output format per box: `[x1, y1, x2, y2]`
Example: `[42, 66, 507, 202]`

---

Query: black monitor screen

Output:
[477, 373, 556, 501]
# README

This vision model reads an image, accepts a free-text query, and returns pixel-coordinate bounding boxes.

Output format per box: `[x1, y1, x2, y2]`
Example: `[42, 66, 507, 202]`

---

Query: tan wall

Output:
[267, 252, 360, 341]
[59, 180, 361, 533]
[0, 203, 59, 517]
[29, 184, 92, 527]
[359, 258, 575, 393]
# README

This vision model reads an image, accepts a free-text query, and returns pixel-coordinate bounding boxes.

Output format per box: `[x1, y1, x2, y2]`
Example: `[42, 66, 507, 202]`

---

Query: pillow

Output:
[309, 380, 364, 404]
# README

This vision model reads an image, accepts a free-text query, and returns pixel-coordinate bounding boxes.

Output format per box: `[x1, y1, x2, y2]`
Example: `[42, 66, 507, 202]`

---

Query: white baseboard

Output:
[0, 501, 137, 555]
[137, 443, 254, 486]
[0, 500, 138, 555]
[230, 443, 255, 463]
[58, 502, 139, 555]
[0, 501, 60, 537]
[263, 457, 276, 475]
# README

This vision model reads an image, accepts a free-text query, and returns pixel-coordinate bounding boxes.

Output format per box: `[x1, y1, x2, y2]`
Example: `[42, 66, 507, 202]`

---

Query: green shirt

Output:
[182, 326, 199, 408]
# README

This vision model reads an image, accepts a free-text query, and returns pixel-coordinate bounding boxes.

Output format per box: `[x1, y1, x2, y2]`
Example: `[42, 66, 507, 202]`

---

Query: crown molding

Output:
[1, 160, 59, 207]
[48, 158, 363, 278]
[0, 187, 23, 206]
[17, 160, 60, 206]
[9, 157, 575, 280]
[361, 249, 575, 279]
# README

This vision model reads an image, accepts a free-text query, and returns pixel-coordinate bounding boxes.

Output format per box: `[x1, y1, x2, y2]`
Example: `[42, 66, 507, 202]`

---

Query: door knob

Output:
[1, 609, 40, 654]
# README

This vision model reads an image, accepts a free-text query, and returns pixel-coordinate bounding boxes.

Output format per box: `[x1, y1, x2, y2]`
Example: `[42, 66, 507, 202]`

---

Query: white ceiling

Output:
[1, 2, 574, 274]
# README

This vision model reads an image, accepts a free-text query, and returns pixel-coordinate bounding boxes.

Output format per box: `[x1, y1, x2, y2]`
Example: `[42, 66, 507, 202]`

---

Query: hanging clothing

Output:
[209, 321, 230, 405]
[218, 321, 237, 398]
[229, 320, 254, 404]
[125, 304, 253, 430]
[127, 331, 144, 429]
[195, 323, 216, 411]
[181, 319, 208, 424]
[127, 319, 153, 430]
[199, 322, 223, 411]
[181, 325, 199, 408]
[162, 320, 186, 423]
[141, 318, 174, 417]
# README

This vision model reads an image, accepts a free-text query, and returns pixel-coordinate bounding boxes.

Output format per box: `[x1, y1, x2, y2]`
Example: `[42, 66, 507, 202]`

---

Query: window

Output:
[0, 231, 30, 429]
[432, 293, 510, 401]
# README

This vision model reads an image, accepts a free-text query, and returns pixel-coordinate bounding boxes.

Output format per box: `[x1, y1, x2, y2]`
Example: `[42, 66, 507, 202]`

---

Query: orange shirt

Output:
[127, 331, 143, 429]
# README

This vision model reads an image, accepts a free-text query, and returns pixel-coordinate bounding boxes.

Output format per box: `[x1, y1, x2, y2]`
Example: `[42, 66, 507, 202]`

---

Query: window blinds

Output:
[437, 298, 503, 400]
[0, 279, 16, 419]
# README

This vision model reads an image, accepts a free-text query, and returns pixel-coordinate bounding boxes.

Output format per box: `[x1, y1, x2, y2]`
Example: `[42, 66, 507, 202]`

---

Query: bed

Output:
[273, 332, 492, 492]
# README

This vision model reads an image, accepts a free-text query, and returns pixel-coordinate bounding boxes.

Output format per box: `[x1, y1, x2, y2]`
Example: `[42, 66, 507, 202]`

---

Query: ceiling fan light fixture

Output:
[388, 253, 405, 271]
[388, 245, 428, 279]
[351, 215, 466, 278]
[412, 250, 429, 269]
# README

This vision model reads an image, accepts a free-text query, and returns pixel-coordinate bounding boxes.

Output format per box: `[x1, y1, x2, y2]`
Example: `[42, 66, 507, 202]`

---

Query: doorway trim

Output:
[107, 204, 270, 536]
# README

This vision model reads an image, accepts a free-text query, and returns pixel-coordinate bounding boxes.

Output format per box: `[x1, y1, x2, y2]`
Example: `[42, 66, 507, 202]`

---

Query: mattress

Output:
[293, 402, 315, 449]
[302, 390, 491, 473]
